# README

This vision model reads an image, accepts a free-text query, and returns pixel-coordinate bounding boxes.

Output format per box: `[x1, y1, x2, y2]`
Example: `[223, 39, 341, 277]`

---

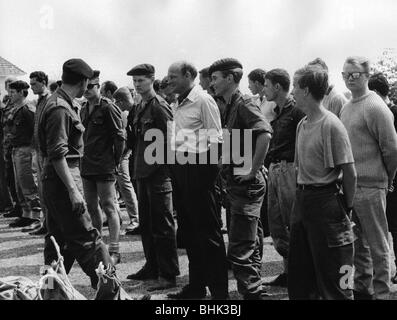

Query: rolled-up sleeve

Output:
[106, 104, 125, 141]
[241, 102, 273, 135]
[45, 107, 70, 161]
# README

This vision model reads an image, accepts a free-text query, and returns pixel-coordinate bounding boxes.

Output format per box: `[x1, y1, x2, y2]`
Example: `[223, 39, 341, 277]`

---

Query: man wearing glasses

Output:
[80, 70, 125, 265]
[340, 56, 397, 300]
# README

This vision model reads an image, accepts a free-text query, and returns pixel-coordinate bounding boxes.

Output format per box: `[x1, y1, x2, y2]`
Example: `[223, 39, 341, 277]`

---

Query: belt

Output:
[297, 182, 338, 191]
[43, 157, 80, 167]
[271, 159, 293, 164]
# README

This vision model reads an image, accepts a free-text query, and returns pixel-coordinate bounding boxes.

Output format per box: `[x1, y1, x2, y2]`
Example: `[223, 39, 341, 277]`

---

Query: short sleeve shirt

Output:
[295, 110, 354, 185]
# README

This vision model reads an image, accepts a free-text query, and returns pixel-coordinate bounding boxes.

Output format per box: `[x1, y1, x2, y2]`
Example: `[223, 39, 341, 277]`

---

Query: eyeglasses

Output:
[341, 72, 368, 80]
[87, 84, 98, 90]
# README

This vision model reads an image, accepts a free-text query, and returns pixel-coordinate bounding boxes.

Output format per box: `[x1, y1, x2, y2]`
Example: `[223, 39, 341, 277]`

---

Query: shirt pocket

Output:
[140, 118, 154, 135]
[92, 116, 105, 126]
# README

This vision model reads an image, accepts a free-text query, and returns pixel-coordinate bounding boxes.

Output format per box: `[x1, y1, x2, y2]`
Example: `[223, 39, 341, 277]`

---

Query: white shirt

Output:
[252, 95, 277, 123]
[172, 85, 222, 153]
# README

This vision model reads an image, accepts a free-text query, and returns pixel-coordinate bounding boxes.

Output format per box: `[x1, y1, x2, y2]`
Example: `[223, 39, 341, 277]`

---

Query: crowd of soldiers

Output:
[1, 55, 397, 300]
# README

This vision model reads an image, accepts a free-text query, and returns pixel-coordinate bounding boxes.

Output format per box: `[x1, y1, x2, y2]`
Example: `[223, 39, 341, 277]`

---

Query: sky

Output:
[1, 0, 397, 96]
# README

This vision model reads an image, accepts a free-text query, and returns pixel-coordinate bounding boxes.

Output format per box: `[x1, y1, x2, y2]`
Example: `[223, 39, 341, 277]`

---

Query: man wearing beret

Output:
[38, 58, 112, 288]
[167, 61, 228, 300]
[80, 70, 125, 265]
[6, 80, 42, 232]
[125, 64, 179, 291]
[1, 76, 23, 219]
[210, 58, 273, 300]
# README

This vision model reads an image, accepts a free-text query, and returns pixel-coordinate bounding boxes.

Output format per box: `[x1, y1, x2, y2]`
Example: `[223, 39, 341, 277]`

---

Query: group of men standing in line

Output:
[1, 53, 397, 300]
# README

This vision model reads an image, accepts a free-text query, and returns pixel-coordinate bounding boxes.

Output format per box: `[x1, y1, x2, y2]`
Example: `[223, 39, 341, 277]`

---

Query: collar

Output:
[274, 95, 294, 116]
[56, 88, 75, 108]
[176, 85, 201, 107]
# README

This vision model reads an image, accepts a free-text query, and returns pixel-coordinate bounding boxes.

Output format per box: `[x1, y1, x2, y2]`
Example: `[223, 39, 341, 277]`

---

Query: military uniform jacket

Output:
[38, 88, 85, 163]
[7, 102, 36, 148]
[80, 97, 125, 176]
[126, 94, 173, 180]
[221, 90, 273, 173]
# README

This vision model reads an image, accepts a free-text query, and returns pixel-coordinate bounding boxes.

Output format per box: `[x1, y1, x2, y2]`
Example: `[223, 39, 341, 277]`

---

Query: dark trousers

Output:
[2, 146, 19, 211]
[226, 172, 265, 296]
[288, 187, 354, 300]
[42, 163, 111, 288]
[136, 167, 179, 279]
[171, 160, 228, 298]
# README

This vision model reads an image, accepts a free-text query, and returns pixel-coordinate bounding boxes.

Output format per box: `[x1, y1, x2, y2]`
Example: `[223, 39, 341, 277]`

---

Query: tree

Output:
[373, 48, 397, 104]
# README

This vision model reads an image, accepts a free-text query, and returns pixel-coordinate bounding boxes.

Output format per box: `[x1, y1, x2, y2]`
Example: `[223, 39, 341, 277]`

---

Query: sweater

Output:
[340, 91, 397, 188]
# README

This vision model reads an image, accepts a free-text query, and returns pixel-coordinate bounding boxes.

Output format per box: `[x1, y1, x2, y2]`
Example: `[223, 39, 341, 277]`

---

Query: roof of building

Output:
[0, 56, 26, 77]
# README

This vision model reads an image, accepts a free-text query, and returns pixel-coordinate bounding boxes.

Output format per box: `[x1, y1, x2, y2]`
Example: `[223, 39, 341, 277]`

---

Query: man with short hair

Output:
[199, 67, 215, 95]
[38, 58, 113, 288]
[30, 71, 51, 235]
[125, 64, 179, 291]
[340, 56, 397, 300]
[308, 58, 347, 117]
[210, 58, 272, 300]
[80, 70, 125, 265]
[262, 68, 305, 287]
[167, 61, 228, 300]
[1, 76, 22, 218]
[159, 76, 178, 107]
[112, 87, 140, 235]
[288, 64, 356, 300]
[248, 68, 277, 122]
[7, 80, 42, 231]
[100, 81, 118, 101]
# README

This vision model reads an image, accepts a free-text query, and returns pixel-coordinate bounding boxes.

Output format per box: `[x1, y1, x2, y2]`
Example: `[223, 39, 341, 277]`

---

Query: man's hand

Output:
[234, 172, 256, 184]
[69, 188, 85, 214]
[388, 179, 395, 193]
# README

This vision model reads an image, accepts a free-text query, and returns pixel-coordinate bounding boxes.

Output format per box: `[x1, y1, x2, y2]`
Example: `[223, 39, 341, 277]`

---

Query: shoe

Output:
[125, 226, 140, 235]
[29, 225, 47, 236]
[3, 208, 22, 218]
[21, 220, 42, 233]
[9, 218, 36, 228]
[167, 285, 207, 300]
[243, 289, 273, 300]
[110, 252, 121, 265]
[353, 290, 373, 300]
[262, 273, 288, 287]
[147, 277, 177, 292]
[127, 268, 158, 281]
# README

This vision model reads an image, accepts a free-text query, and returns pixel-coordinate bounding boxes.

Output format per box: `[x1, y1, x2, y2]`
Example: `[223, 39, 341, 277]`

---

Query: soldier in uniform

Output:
[7, 80, 42, 231]
[80, 70, 125, 265]
[1, 76, 22, 218]
[38, 59, 112, 288]
[209, 58, 273, 300]
[125, 64, 179, 291]
[29, 71, 51, 235]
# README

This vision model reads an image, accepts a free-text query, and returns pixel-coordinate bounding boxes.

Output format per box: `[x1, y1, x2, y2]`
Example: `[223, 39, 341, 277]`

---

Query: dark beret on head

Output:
[88, 70, 100, 84]
[209, 58, 243, 76]
[9, 80, 30, 91]
[127, 64, 155, 76]
[62, 58, 94, 79]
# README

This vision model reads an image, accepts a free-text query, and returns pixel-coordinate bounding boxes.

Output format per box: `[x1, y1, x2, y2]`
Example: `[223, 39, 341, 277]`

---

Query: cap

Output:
[62, 58, 94, 79]
[8, 80, 30, 91]
[208, 58, 243, 76]
[88, 70, 100, 85]
[127, 64, 155, 77]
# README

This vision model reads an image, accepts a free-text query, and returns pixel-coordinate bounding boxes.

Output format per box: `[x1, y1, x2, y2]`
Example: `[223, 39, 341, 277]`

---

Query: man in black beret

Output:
[80, 70, 125, 265]
[6, 80, 42, 232]
[125, 64, 179, 291]
[210, 58, 273, 300]
[38, 58, 113, 289]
